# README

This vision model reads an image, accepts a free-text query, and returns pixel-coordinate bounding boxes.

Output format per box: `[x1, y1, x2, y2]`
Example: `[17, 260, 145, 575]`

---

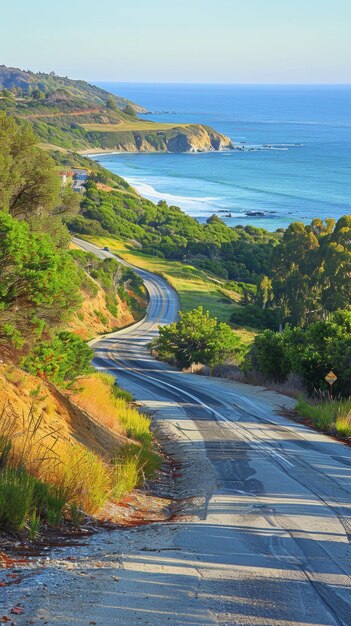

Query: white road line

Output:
[102, 352, 295, 470]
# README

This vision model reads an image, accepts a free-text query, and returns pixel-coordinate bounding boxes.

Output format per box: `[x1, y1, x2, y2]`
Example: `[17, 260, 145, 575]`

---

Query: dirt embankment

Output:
[0, 365, 126, 459]
[68, 284, 135, 341]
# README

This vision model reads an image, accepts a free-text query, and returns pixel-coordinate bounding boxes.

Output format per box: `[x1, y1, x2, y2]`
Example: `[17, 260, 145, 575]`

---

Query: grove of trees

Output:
[245, 310, 351, 397]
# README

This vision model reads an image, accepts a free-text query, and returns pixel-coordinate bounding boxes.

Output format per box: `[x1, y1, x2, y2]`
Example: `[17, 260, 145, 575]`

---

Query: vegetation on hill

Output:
[75, 184, 349, 332]
[70, 249, 147, 328]
[65, 164, 350, 403]
[0, 65, 233, 153]
[0, 64, 142, 110]
[1, 86, 350, 530]
[81, 236, 256, 351]
[0, 368, 160, 535]
[0, 112, 158, 538]
[67, 177, 279, 284]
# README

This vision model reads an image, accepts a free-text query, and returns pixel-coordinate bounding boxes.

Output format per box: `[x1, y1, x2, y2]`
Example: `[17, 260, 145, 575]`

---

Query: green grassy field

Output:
[82, 121, 190, 133]
[84, 236, 256, 345]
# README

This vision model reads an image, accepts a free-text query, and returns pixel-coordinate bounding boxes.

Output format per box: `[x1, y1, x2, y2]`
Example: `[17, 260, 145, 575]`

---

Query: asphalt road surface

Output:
[74, 238, 351, 626]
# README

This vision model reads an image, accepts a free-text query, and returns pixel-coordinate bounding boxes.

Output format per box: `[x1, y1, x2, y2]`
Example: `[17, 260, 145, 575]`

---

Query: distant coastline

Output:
[94, 83, 351, 232]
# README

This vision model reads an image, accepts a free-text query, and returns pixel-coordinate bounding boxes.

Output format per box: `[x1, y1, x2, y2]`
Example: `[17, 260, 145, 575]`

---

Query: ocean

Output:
[92, 83, 351, 231]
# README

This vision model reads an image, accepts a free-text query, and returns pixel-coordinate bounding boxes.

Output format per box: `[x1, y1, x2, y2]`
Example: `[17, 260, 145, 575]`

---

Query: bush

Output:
[22, 331, 93, 386]
[0, 468, 35, 530]
[244, 330, 290, 382]
[245, 309, 351, 396]
[230, 304, 279, 330]
[286, 310, 351, 396]
[155, 306, 245, 369]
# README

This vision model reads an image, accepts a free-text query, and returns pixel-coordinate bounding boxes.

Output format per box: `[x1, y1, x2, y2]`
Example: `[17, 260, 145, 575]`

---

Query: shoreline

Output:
[82, 152, 349, 235]
[79, 148, 124, 156]
[85, 152, 289, 232]
[79, 146, 237, 156]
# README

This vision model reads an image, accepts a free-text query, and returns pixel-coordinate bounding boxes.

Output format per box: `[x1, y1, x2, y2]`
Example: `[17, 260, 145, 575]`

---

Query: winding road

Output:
[74, 238, 351, 626]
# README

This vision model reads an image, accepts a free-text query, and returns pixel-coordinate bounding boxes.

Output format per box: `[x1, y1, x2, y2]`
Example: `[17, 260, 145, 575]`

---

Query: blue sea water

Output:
[93, 83, 351, 231]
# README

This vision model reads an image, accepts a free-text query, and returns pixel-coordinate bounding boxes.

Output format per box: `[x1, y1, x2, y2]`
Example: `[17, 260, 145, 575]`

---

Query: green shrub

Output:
[244, 329, 290, 382]
[0, 211, 82, 350]
[230, 304, 279, 330]
[246, 309, 351, 396]
[155, 306, 244, 369]
[28, 510, 41, 540]
[0, 468, 35, 530]
[22, 331, 93, 386]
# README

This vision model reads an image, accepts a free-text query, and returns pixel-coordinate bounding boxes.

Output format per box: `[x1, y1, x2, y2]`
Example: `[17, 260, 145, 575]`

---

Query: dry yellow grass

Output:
[0, 364, 123, 457]
[0, 365, 157, 523]
[52, 442, 112, 513]
[82, 121, 189, 133]
[71, 373, 126, 435]
[0, 402, 112, 515]
[71, 373, 151, 444]
[39, 142, 68, 153]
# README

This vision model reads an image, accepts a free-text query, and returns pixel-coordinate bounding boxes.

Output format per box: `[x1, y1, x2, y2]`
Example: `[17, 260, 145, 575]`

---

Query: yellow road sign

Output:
[325, 371, 337, 385]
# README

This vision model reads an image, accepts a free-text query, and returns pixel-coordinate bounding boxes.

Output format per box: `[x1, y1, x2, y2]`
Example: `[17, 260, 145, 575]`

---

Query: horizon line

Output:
[92, 80, 351, 86]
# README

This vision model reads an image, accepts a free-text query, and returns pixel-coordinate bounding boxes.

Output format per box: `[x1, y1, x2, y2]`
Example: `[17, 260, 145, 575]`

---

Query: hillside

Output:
[0, 65, 234, 153]
[0, 112, 162, 542]
[0, 65, 144, 111]
[68, 244, 147, 340]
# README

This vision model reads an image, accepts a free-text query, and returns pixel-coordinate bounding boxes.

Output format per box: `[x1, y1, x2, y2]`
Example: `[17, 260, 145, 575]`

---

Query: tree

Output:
[123, 104, 137, 118]
[319, 215, 351, 313]
[1, 88, 15, 103]
[32, 87, 45, 100]
[257, 276, 273, 310]
[0, 113, 59, 219]
[106, 94, 118, 112]
[0, 212, 82, 352]
[206, 214, 222, 225]
[271, 222, 320, 327]
[54, 185, 81, 217]
[154, 306, 244, 369]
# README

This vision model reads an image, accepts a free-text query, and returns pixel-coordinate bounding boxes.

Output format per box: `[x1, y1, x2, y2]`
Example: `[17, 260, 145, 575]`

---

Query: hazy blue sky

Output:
[1, 0, 350, 83]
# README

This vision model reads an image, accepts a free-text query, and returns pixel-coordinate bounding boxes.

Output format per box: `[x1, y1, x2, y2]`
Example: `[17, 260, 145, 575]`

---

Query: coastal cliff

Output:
[84, 123, 234, 154]
[0, 65, 234, 154]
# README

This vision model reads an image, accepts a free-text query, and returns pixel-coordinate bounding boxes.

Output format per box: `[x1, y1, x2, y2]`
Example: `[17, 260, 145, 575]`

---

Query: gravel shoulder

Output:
[2, 373, 350, 626]
[0, 400, 217, 626]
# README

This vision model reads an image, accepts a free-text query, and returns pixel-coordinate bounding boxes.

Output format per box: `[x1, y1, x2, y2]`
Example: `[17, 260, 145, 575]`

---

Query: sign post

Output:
[325, 370, 337, 398]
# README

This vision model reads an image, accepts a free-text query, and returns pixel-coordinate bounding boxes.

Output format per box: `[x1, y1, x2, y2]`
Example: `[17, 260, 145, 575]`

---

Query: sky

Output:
[1, 0, 350, 83]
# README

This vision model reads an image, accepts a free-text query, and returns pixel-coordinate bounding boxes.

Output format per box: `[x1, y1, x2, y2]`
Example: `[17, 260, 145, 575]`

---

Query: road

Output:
[75, 238, 351, 626]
